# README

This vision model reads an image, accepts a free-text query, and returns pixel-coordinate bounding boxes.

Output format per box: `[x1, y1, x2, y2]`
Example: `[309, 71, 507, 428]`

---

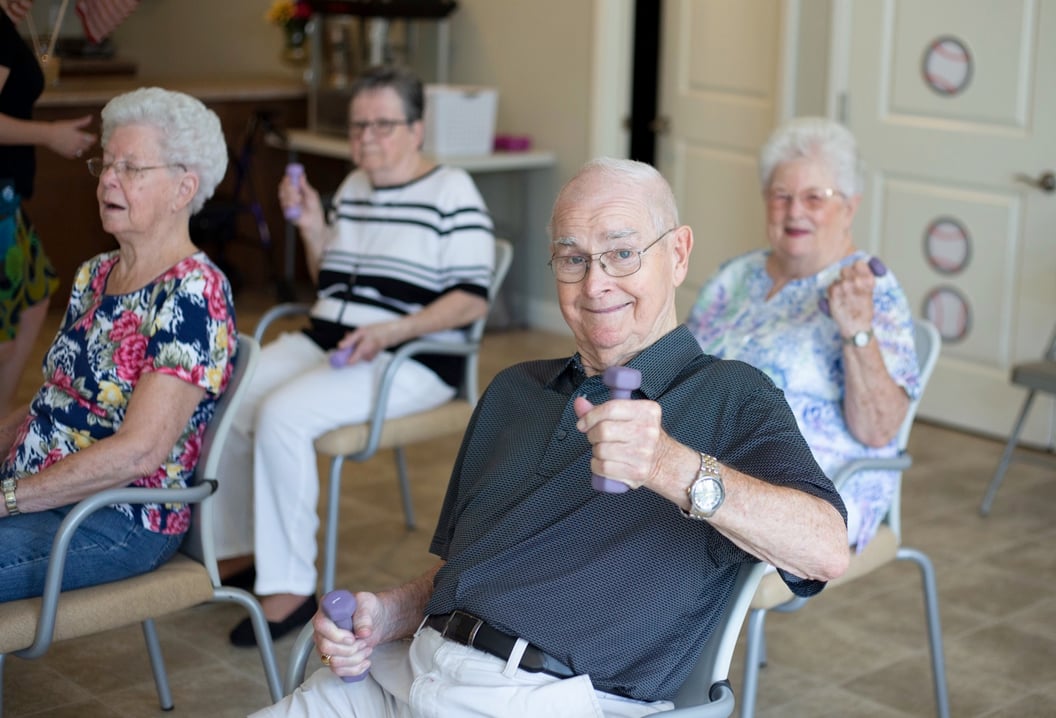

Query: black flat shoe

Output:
[229, 595, 318, 647]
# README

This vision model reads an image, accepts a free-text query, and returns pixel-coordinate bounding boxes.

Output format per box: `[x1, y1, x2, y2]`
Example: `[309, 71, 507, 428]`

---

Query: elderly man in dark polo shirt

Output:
[256, 157, 849, 718]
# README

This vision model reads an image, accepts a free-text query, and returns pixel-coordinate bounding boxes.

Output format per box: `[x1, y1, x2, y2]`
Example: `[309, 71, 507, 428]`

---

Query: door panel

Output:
[849, 0, 1056, 443]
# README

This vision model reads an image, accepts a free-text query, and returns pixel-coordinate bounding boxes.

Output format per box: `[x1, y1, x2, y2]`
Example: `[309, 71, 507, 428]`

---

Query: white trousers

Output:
[251, 627, 672, 718]
[212, 332, 455, 595]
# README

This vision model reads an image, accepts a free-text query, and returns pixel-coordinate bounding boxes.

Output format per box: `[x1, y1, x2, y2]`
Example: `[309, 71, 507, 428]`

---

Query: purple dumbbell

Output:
[591, 365, 642, 494]
[330, 344, 355, 368]
[818, 256, 887, 316]
[321, 589, 368, 683]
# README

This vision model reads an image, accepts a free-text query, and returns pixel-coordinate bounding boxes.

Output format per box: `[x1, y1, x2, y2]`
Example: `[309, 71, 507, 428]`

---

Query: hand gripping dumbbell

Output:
[591, 365, 642, 494]
[321, 589, 368, 682]
[818, 256, 887, 316]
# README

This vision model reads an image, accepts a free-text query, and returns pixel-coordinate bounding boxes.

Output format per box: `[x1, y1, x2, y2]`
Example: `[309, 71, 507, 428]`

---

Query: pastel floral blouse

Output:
[686, 249, 919, 549]
[1, 251, 237, 535]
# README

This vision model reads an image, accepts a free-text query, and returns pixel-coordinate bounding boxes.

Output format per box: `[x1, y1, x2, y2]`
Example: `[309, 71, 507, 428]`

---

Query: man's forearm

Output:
[375, 561, 443, 643]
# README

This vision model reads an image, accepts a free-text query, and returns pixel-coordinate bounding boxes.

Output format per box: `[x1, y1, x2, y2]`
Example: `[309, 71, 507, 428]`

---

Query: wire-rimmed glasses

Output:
[764, 186, 844, 212]
[348, 118, 413, 139]
[86, 158, 186, 182]
[548, 228, 676, 284]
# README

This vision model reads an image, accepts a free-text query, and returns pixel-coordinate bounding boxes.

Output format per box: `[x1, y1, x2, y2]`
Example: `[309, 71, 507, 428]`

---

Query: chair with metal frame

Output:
[738, 318, 949, 718]
[979, 322, 1056, 515]
[281, 561, 769, 717]
[253, 238, 514, 594]
[0, 335, 283, 715]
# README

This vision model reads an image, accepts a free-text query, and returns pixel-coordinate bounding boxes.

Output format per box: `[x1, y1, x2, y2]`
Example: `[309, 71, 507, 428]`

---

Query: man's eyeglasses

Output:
[87, 158, 186, 182]
[765, 187, 844, 212]
[548, 228, 676, 284]
[348, 118, 413, 138]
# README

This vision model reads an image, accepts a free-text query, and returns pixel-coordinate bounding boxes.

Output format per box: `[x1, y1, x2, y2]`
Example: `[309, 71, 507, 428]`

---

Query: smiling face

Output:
[764, 155, 860, 276]
[96, 123, 189, 240]
[347, 87, 425, 185]
[551, 168, 692, 373]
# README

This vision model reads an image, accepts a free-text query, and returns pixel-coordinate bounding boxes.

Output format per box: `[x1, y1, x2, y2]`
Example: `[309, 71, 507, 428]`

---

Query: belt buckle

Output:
[445, 610, 484, 648]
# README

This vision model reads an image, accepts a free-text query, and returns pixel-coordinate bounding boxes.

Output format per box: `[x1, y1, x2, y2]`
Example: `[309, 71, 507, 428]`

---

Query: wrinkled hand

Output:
[826, 259, 876, 335]
[313, 590, 382, 681]
[48, 116, 96, 160]
[332, 323, 400, 366]
[574, 395, 671, 491]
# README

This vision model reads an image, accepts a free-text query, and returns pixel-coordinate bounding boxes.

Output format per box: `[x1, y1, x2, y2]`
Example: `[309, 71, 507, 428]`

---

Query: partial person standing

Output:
[0, 0, 95, 415]
[213, 64, 494, 646]
[687, 117, 919, 550]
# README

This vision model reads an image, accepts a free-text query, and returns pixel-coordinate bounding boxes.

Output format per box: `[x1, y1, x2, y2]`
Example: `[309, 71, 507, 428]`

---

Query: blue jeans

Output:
[0, 504, 184, 602]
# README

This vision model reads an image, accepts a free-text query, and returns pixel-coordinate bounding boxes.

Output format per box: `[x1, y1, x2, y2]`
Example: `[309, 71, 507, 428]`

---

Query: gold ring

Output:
[320, 653, 332, 666]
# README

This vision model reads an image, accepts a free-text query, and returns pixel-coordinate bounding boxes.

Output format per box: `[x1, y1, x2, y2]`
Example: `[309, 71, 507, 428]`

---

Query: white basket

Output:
[422, 84, 498, 157]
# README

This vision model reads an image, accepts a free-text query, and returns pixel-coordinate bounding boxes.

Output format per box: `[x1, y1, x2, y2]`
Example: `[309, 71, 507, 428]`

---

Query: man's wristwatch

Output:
[2, 477, 20, 516]
[843, 328, 874, 347]
[682, 452, 725, 520]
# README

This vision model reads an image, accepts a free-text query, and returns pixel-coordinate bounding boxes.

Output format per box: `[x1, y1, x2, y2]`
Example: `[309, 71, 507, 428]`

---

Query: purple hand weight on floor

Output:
[818, 256, 888, 316]
[591, 366, 642, 494]
[321, 589, 368, 683]
[330, 344, 355, 368]
[284, 163, 304, 220]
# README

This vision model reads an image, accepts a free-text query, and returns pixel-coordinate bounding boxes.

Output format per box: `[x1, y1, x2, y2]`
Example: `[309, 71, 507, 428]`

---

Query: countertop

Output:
[37, 75, 308, 107]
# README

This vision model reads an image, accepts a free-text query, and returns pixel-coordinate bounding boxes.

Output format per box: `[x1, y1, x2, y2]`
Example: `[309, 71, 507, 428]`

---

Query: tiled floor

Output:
[5, 287, 1056, 717]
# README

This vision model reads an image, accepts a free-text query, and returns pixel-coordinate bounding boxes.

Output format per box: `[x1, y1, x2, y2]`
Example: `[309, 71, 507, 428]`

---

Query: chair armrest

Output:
[659, 681, 735, 716]
[253, 303, 312, 343]
[830, 453, 913, 491]
[284, 622, 318, 695]
[23, 482, 217, 658]
[356, 338, 480, 459]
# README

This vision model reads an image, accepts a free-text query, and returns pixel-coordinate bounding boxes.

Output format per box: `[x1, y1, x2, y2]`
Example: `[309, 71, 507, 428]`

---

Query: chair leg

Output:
[1, 653, 7, 718]
[141, 619, 174, 710]
[897, 547, 950, 718]
[739, 608, 769, 718]
[214, 586, 284, 703]
[394, 447, 417, 530]
[284, 623, 317, 696]
[323, 455, 345, 595]
[981, 391, 1037, 516]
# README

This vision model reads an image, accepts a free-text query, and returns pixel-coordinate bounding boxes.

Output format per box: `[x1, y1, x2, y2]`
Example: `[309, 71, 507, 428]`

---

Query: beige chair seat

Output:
[314, 400, 474, 456]
[0, 554, 213, 654]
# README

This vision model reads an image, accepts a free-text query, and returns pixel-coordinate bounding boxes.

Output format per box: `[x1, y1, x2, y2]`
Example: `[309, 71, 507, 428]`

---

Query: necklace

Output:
[22, 0, 70, 83]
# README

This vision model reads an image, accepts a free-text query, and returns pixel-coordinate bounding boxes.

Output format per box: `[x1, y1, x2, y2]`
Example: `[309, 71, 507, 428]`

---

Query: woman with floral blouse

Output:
[0, 87, 236, 602]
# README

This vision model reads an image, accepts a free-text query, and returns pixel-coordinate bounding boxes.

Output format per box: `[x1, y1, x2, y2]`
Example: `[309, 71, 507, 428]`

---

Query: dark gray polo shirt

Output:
[426, 325, 845, 701]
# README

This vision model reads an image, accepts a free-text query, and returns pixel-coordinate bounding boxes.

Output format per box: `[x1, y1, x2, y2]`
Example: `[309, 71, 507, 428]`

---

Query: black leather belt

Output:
[425, 611, 576, 679]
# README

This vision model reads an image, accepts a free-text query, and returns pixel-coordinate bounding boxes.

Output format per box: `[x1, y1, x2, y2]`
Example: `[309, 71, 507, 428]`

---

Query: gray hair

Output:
[349, 64, 425, 123]
[758, 117, 863, 197]
[100, 87, 228, 214]
[549, 157, 679, 240]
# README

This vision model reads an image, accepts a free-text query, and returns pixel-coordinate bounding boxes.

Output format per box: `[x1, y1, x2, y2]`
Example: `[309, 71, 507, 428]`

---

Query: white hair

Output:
[100, 87, 228, 214]
[758, 117, 863, 197]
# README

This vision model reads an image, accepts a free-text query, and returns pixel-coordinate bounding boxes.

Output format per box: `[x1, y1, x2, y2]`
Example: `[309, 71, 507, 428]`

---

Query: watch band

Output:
[2, 478, 19, 516]
[681, 452, 724, 521]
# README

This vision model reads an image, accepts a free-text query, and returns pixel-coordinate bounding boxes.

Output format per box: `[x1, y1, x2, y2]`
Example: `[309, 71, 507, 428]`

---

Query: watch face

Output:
[852, 330, 870, 347]
[691, 476, 723, 512]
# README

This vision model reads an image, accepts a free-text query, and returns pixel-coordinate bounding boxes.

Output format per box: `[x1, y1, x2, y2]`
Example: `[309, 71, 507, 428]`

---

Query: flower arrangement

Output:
[266, 0, 312, 63]
[265, 0, 311, 29]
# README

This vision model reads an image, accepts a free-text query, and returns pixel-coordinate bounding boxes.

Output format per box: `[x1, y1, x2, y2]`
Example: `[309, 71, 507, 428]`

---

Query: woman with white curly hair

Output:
[0, 87, 237, 602]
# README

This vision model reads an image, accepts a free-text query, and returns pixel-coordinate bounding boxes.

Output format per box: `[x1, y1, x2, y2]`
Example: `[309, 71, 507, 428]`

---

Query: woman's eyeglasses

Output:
[86, 158, 186, 181]
[348, 119, 413, 139]
[765, 187, 844, 212]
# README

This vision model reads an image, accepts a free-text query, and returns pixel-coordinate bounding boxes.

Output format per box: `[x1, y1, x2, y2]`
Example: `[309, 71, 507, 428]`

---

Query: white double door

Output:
[657, 0, 1056, 443]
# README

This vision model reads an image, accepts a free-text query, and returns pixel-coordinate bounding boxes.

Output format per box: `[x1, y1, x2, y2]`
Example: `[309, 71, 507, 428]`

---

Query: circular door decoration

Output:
[923, 286, 971, 342]
[923, 217, 971, 274]
[922, 36, 973, 96]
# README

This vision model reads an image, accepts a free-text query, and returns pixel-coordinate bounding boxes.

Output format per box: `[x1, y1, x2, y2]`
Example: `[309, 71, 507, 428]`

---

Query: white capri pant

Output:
[212, 331, 455, 596]
[251, 626, 672, 718]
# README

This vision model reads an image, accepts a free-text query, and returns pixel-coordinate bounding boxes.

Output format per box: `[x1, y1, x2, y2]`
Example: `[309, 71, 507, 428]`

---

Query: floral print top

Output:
[686, 249, 919, 549]
[1, 251, 237, 535]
